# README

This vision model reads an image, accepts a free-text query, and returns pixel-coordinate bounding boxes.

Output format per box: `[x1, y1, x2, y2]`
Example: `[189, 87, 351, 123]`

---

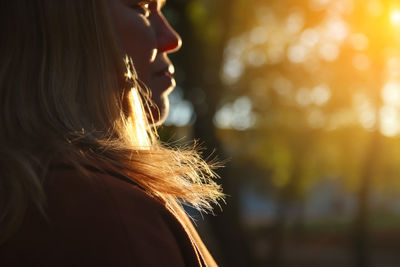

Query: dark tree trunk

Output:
[268, 158, 302, 267]
[168, 0, 252, 266]
[354, 130, 380, 267]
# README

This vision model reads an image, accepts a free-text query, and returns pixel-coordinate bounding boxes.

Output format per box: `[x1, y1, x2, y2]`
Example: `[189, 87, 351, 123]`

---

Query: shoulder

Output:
[45, 167, 196, 266]
[44, 166, 166, 216]
[2, 167, 199, 267]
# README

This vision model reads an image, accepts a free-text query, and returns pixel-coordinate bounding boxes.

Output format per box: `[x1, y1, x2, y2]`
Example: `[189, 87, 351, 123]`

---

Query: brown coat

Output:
[0, 167, 217, 266]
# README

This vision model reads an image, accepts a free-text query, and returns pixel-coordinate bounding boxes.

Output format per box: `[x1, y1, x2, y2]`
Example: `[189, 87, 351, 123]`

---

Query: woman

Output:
[0, 0, 223, 266]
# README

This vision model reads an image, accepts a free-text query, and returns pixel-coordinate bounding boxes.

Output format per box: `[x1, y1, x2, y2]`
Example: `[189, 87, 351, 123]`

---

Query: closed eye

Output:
[130, 1, 151, 18]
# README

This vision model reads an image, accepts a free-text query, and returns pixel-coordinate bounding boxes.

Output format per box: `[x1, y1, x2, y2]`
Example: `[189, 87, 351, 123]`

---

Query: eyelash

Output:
[131, 1, 151, 18]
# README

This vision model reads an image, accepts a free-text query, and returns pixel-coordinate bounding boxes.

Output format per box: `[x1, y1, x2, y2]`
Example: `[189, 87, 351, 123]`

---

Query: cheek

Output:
[124, 39, 155, 83]
[110, 3, 157, 81]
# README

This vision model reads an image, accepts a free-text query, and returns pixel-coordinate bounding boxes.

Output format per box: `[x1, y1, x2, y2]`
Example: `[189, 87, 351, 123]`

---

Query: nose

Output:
[155, 14, 182, 53]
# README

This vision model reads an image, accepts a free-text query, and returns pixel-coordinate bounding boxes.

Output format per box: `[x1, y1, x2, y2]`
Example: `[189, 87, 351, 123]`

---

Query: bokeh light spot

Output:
[286, 11, 305, 35]
[300, 29, 320, 47]
[330, 0, 354, 15]
[296, 88, 312, 106]
[387, 57, 400, 77]
[311, 84, 331, 105]
[246, 49, 267, 67]
[354, 93, 377, 130]
[380, 105, 400, 136]
[214, 97, 256, 130]
[352, 54, 371, 71]
[250, 26, 269, 44]
[165, 87, 195, 127]
[222, 58, 244, 85]
[382, 81, 400, 106]
[349, 33, 369, 51]
[319, 43, 340, 61]
[309, 0, 331, 11]
[323, 18, 349, 42]
[367, 0, 384, 17]
[288, 44, 309, 63]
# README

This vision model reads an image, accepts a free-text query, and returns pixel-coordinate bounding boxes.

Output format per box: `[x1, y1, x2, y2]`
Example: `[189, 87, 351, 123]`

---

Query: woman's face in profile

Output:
[109, 0, 182, 124]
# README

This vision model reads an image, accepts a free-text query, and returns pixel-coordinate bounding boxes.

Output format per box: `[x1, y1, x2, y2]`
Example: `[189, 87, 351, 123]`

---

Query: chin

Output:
[148, 97, 169, 126]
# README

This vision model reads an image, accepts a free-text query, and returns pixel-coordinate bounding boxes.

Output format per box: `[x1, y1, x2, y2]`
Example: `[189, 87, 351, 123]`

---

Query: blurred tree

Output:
[164, 0, 400, 265]
[165, 0, 253, 266]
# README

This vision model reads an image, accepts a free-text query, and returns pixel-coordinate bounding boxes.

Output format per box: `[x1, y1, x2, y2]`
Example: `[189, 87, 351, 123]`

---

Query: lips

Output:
[151, 62, 176, 95]
[155, 64, 174, 78]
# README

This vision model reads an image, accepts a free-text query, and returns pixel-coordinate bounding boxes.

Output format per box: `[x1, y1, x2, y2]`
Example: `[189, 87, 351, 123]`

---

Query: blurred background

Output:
[160, 0, 400, 266]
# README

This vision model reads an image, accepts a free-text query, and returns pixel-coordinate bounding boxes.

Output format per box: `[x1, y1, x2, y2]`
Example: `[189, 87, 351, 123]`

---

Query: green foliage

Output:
[186, 0, 223, 46]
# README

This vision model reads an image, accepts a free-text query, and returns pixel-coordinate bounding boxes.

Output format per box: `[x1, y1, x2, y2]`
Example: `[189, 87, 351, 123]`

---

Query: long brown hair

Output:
[0, 0, 223, 244]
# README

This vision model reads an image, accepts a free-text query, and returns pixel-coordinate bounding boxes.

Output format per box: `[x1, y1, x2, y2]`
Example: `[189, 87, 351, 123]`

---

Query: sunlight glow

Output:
[150, 49, 157, 62]
[127, 89, 150, 147]
[391, 10, 400, 26]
